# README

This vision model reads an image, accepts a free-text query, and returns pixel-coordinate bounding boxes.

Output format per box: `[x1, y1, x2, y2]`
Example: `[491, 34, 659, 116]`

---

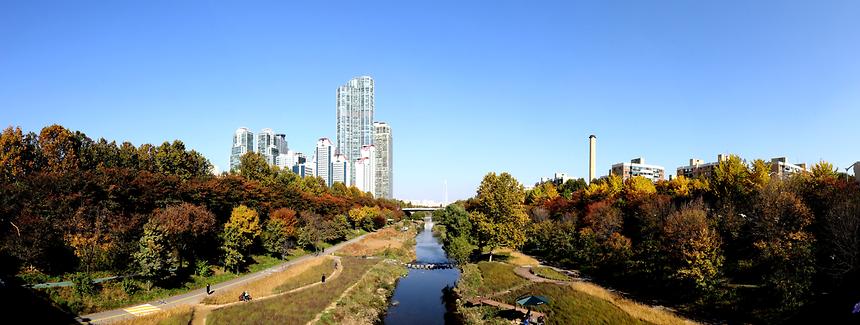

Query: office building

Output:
[257, 128, 279, 165]
[332, 154, 351, 186]
[373, 122, 393, 199]
[336, 76, 375, 185]
[314, 138, 334, 186]
[611, 158, 666, 182]
[770, 157, 807, 179]
[355, 145, 376, 194]
[676, 154, 730, 179]
[230, 127, 254, 171]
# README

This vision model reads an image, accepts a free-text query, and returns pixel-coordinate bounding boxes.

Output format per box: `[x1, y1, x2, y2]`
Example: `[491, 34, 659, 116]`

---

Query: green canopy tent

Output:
[516, 295, 549, 324]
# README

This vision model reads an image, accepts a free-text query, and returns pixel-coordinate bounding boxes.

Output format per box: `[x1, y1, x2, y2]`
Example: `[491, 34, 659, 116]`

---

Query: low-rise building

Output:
[538, 172, 573, 186]
[676, 154, 730, 179]
[610, 157, 665, 182]
[770, 157, 807, 179]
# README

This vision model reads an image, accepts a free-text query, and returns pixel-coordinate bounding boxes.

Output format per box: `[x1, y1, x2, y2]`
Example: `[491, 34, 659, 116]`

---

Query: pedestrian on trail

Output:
[321, 273, 326, 283]
[206, 283, 211, 295]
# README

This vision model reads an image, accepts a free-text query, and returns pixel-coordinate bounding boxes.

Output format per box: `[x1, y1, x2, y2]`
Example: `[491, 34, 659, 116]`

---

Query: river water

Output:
[384, 217, 461, 324]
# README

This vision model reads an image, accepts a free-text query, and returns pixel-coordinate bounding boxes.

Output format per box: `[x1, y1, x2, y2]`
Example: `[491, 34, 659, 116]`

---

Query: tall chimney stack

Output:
[589, 135, 596, 183]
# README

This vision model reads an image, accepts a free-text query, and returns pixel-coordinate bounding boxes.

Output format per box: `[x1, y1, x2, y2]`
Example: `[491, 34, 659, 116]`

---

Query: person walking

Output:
[321, 273, 326, 283]
[206, 283, 211, 295]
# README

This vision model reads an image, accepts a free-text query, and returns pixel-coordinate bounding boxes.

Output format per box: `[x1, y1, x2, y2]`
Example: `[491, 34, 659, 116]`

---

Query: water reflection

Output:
[384, 217, 461, 325]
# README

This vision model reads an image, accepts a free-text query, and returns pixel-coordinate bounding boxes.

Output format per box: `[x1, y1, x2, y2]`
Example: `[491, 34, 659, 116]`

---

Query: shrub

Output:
[120, 278, 139, 295]
[71, 272, 96, 297]
[195, 260, 213, 277]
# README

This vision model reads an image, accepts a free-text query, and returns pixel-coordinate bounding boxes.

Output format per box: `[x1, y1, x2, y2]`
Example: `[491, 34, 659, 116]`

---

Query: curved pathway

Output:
[77, 233, 370, 325]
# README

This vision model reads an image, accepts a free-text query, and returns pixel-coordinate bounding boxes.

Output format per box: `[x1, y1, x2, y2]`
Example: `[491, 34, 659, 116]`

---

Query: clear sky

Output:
[1, 1, 859, 202]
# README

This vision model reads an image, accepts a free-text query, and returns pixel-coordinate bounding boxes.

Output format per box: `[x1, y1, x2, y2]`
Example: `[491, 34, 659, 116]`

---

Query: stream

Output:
[383, 216, 461, 324]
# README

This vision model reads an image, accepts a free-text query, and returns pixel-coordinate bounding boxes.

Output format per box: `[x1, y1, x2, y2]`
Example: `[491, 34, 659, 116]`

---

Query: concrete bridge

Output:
[401, 207, 442, 217]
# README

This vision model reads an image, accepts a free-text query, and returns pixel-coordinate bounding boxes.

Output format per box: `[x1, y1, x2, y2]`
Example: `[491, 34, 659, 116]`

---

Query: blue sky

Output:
[1, 1, 859, 202]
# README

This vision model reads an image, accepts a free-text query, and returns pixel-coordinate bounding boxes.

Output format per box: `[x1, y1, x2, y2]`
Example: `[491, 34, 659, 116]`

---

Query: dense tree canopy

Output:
[436, 162, 860, 324]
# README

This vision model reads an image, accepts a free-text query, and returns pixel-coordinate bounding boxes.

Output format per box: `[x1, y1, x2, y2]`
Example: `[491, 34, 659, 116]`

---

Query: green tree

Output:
[237, 152, 274, 182]
[220, 205, 262, 272]
[471, 172, 529, 261]
[558, 178, 587, 199]
[134, 221, 179, 283]
[445, 236, 474, 265]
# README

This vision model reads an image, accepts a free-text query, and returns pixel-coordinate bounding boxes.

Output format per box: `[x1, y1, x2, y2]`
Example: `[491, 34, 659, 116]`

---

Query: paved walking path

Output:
[77, 233, 369, 325]
[513, 265, 580, 284]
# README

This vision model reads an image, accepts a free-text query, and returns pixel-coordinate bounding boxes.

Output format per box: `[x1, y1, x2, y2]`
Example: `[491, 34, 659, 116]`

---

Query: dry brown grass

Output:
[338, 227, 416, 261]
[494, 248, 540, 266]
[201, 256, 331, 305]
[112, 305, 193, 325]
[569, 281, 699, 325]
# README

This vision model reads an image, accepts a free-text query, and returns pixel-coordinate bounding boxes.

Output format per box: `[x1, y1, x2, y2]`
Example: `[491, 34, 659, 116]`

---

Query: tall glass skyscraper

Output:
[230, 127, 254, 171]
[373, 122, 393, 199]
[257, 128, 278, 165]
[336, 76, 375, 185]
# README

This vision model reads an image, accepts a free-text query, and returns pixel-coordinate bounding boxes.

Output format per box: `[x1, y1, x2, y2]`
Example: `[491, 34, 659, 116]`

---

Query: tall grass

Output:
[531, 266, 570, 281]
[569, 282, 699, 325]
[206, 257, 379, 325]
[316, 261, 407, 324]
[201, 256, 333, 305]
[475, 262, 531, 296]
[497, 283, 651, 325]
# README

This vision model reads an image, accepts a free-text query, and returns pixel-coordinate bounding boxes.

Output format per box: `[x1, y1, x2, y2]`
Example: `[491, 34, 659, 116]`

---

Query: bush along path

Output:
[77, 233, 369, 325]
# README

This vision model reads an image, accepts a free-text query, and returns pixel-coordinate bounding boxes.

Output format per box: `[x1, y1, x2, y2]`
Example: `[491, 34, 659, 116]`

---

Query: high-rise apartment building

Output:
[336, 76, 375, 185]
[314, 138, 334, 186]
[611, 158, 666, 182]
[230, 127, 254, 171]
[355, 145, 376, 195]
[257, 128, 279, 165]
[373, 122, 393, 199]
[332, 154, 351, 186]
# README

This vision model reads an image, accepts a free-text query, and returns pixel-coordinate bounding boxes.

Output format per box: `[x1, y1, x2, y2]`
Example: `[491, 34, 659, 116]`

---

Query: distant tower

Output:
[588, 135, 596, 183]
[230, 127, 254, 172]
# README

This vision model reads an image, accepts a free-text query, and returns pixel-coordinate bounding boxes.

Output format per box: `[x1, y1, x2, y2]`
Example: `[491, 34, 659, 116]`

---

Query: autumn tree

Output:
[0, 126, 40, 181]
[262, 208, 299, 258]
[471, 172, 529, 261]
[150, 203, 217, 267]
[661, 201, 724, 301]
[526, 181, 559, 205]
[221, 205, 262, 273]
[38, 124, 81, 173]
[750, 182, 815, 320]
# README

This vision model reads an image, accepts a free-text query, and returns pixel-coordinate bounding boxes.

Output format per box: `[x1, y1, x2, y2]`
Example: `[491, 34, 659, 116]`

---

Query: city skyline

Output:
[2, 1, 859, 202]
